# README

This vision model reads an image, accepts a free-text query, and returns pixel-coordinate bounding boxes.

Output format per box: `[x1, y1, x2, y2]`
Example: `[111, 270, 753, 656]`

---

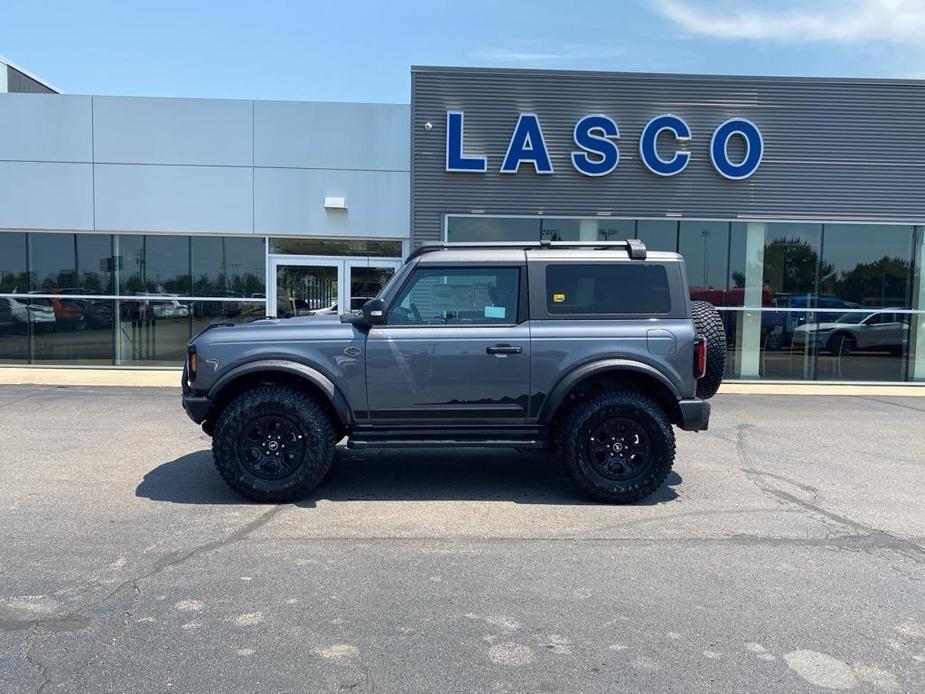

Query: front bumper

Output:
[180, 368, 211, 424]
[182, 392, 212, 424]
[677, 398, 710, 431]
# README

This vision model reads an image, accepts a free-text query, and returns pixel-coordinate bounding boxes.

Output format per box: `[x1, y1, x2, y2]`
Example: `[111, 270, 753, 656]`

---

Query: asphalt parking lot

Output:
[1, 385, 923, 693]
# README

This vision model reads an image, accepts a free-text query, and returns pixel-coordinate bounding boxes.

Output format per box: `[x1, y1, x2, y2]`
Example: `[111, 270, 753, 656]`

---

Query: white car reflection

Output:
[792, 312, 910, 356]
[0, 297, 56, 333]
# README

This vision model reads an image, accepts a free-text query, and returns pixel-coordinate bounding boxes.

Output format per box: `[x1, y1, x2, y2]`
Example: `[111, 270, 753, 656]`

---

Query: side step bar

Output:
[347, 425, 550, 450]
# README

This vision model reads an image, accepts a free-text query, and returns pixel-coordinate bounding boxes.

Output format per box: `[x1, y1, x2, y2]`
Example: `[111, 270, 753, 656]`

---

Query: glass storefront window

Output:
[76, 234, 114, 294]
[441, 215, 925, 383]
[540, 218, 580, 241]
[143, 236, 191, 295]
[30, 233, 77, 292]
[0, 294, 30, 364]
[635, 220, 678, 252]
[269, 238, 403, 257]
[820, 224, 914, 309]
[679, 221, 730, 302]
[32, 298, 115, 366]
[114, 235, 146, 295]
[445, 217, 540, 243]
[1, 231, 270, 367]
[0, 232, 28, 293]
[547, 218, 636, 242]
[192, 236, 266, 297]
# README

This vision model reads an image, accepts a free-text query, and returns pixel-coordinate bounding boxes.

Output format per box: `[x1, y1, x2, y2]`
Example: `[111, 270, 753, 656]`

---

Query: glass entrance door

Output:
[345, 260, 401, 312]
[268, 257, 400, 318]
[273, 261, 342, 318]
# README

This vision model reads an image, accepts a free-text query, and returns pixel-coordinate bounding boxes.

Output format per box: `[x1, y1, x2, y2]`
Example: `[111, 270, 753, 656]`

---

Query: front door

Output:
[269, 257, 400, 318]
[365, 264, 530, 423]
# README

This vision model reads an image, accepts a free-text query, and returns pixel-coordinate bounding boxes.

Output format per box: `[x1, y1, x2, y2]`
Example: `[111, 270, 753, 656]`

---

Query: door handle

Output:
[486, 344, 523, 355]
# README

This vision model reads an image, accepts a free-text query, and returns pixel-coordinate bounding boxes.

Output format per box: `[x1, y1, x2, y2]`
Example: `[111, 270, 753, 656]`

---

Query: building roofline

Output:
[0, 54, 60, 93]
[410, 64, 925, 86]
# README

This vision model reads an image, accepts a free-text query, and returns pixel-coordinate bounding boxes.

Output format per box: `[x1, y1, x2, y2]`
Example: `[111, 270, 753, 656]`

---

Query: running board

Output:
[346, 425, 549, 450]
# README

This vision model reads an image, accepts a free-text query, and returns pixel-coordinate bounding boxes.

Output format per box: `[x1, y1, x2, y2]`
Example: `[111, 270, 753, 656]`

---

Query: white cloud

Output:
[471, 48, 577, 64]
[653, 0, 925, 45]
[470, 43, 623, 67]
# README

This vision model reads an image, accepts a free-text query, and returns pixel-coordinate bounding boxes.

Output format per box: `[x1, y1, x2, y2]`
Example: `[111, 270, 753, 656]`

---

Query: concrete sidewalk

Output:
[1, 365, 924, 396]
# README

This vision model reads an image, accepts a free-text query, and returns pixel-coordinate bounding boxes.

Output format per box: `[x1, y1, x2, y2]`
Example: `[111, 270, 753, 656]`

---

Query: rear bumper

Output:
[677, 398, 710, 431]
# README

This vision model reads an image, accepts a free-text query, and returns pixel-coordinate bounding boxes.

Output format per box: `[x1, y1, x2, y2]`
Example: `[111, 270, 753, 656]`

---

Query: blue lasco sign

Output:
[445, 111, 763, 180]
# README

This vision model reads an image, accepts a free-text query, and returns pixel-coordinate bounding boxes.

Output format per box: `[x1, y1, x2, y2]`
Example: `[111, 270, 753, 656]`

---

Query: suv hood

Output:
[191, 313, 354, 346]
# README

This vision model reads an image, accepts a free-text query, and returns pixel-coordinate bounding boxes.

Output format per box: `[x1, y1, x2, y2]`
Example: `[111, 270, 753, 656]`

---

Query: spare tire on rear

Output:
[691, 300, 726, 399]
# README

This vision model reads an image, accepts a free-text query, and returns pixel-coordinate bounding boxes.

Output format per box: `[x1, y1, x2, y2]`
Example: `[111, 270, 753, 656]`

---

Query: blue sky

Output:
[3, 0, 923, 102]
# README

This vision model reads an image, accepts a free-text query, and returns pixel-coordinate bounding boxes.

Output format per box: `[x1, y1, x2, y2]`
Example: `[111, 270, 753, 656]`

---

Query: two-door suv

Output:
[182, 240, 726, 503]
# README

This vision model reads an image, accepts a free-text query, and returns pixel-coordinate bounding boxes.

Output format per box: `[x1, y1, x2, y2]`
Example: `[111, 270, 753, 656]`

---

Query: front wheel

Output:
[557, 391, 675, 504]
[828, 333, 855, 357]
[212, 385, 336, 502]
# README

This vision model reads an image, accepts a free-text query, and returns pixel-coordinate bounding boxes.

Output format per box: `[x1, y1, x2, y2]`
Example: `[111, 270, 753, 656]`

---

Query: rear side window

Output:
[545, 264, 671, 314]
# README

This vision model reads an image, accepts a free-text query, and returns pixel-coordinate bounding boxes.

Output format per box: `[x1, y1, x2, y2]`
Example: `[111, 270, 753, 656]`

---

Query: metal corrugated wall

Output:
[411, 66, 925, 246]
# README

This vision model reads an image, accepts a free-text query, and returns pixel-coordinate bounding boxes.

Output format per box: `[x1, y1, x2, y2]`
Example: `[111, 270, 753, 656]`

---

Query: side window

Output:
[545, 263, 671, 315]
[388, 267, 520, 325]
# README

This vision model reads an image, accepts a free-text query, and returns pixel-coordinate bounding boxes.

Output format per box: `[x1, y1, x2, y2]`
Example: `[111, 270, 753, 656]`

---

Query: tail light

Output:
[694, 336, 707, 379]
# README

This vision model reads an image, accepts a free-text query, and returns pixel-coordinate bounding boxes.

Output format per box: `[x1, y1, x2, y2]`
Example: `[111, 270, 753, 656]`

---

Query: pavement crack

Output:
[139, 503, 288, 579]
[735, 423, 925, 564]
[6, 504, 289, 634]
[24, 637, 52, 694]
[855, 395, 925, 414]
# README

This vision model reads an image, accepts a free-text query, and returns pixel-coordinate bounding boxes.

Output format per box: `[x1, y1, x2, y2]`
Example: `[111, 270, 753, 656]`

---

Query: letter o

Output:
[710, 118, 763, 180]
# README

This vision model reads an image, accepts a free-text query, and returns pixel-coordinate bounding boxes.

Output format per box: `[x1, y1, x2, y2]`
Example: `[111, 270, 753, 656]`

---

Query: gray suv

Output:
[182, 240, 726, 504]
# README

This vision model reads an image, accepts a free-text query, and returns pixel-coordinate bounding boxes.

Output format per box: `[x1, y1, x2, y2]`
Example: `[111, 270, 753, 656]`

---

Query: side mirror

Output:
[362, 298, 387, 325]
[340, 298, 387, 327]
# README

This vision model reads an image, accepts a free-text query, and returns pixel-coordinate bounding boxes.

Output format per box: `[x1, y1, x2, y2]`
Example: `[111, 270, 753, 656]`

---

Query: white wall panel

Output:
[255, 168, 408, 238]
[93, 96, 253, 166]
[0, 161, 92, 229]
[255, 101, 409, 171]
[0, 94, 92, 162]
[95, 164, 253, 233]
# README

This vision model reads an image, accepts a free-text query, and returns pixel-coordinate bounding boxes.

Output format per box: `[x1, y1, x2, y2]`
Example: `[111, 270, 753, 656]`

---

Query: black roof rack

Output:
[406, 239, 647, 262]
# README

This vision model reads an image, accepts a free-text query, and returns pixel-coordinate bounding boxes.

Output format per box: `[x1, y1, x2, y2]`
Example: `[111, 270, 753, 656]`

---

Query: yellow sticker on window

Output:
[553, 293, 566, 303]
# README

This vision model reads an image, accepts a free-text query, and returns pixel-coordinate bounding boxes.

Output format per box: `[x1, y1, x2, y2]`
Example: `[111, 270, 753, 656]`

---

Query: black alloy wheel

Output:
[586, 417, 652, 482]
[238, 414, 308, 481]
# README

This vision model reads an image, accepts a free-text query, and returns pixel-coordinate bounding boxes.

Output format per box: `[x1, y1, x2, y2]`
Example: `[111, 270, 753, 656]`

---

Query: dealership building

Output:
[0, 63, 923, 384]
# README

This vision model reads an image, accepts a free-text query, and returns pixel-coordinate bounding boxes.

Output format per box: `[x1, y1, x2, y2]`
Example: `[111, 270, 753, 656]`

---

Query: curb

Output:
[0, 367, 923, 396]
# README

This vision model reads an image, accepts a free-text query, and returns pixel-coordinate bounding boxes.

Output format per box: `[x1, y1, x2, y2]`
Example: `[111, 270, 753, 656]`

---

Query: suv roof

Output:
[408, 239, 650, 263]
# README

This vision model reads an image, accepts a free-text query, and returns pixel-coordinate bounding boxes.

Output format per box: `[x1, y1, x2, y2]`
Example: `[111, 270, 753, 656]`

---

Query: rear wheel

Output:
[557, 391, 675, 504]
[212, 385, 336, 502]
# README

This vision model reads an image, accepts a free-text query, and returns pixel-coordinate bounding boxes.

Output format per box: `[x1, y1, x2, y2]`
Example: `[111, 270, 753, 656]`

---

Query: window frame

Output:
[383, 263, 527, 328]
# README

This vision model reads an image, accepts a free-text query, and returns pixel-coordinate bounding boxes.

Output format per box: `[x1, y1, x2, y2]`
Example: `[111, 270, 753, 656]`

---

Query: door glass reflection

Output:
[349, 266, 395, 311]
[276, 265, 338, 318]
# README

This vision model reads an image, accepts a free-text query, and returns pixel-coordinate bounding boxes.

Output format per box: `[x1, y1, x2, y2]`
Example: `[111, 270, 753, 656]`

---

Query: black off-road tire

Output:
[212, 385, 336, 502]
[557, 391, 675, 504]
[691, 300, 726, 399]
